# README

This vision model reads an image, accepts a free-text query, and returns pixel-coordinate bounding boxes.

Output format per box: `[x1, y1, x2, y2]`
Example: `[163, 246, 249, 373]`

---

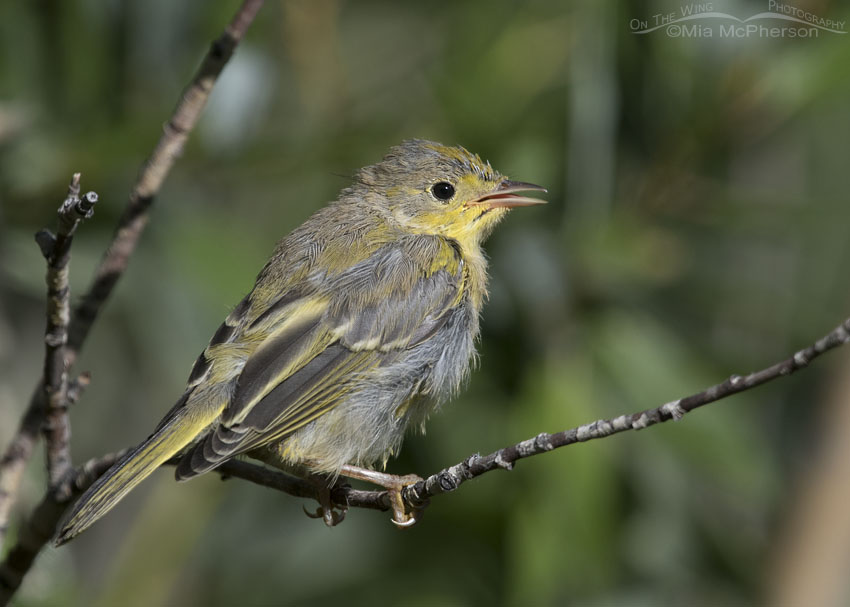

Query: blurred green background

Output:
[2, 0, 850, 605]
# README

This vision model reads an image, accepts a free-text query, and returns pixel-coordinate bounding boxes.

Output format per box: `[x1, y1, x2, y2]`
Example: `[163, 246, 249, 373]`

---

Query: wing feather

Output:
[175, 235, 464, 479]
[221, 309, 329, 426]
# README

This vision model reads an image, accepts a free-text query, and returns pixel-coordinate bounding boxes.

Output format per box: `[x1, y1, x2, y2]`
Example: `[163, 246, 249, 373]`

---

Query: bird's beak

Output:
[467, 180, 548, 209]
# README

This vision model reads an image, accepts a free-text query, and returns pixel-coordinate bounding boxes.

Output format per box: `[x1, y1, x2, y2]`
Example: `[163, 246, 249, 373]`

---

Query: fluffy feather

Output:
[56, 139, 544, 544]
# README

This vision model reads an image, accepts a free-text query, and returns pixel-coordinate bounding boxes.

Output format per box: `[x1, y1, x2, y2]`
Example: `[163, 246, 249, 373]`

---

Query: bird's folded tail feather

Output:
[55, 405, 215, 545]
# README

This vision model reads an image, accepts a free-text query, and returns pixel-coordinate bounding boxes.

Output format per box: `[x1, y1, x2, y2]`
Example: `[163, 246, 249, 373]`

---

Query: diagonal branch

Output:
[66, 0, 265, 355]
[205, 317, 850, 515]
[215, 460, 391, 513]
[1, 316, 847, 603]
[400, 316, 850, 508]
[0, 0, 266, 552]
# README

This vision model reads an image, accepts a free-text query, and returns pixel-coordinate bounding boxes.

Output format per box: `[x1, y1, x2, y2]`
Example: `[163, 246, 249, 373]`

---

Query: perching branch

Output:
[200, 316, 850, 514]
[215, 460, 391, 513]
[401, 316, 850, 509]
[204, 317, 850, 515]
[37, 174, 98, 488]
[108, 315, 850, 517]
[0, 0, 265, 553]
[1, 316, 846, 603]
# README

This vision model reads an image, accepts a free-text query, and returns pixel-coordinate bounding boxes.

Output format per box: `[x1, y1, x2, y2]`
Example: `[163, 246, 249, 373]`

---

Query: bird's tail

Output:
[55, 405, 215, 545]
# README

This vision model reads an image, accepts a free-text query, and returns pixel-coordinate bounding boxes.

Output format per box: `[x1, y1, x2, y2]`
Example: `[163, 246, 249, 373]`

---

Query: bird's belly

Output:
[275, 305, 478, 474]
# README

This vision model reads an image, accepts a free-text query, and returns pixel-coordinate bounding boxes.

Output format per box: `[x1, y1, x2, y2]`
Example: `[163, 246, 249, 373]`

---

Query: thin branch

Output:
[0, 0, 266, 552]
[215, 460, 390, 513]
[39, 174, 99, 488]
[0, 453, 373, 604]
[0, 451, 128, 606]
[0, 180, 97, 549]
[401, 316, 850, 508]
[67, 0, 265, 355]
[196, 317, 850, 515]
[131, 316, 850, 519]
[1, 316, 847, 601]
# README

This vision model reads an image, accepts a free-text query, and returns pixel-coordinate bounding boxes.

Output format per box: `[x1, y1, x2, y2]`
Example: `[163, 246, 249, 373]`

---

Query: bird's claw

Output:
[391, 514, 418, 528]
[385, 474, 426, 529]
[327, 506, 347, 526]
[303, 503, 346, 527]
[303, 505, 323, 519]
[335, 465, 431, 529]
[304, 483, 347, 527]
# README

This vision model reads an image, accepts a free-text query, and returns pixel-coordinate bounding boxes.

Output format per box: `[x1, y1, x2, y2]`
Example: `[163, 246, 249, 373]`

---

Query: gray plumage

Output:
[57, 139, 546, 544]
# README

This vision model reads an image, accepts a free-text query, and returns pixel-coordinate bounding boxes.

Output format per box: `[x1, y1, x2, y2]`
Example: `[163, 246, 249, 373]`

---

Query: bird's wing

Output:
[175, 235, 464, 479]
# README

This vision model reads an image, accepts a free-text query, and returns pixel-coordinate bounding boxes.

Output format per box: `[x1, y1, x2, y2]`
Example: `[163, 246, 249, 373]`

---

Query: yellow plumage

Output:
[56, 140, 545, 543]
[59, 405, 223, 540]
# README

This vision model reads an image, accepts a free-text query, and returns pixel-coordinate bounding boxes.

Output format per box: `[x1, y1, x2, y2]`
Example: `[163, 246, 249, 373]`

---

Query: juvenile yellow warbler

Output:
[57, 139, 546, 543]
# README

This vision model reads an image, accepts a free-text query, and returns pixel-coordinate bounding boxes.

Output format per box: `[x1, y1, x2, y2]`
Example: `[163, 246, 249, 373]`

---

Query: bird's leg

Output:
[339, 465, 425, 528]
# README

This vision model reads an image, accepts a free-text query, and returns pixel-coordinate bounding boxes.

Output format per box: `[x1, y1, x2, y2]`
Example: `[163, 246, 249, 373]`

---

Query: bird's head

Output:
[353, 140, 546, 247]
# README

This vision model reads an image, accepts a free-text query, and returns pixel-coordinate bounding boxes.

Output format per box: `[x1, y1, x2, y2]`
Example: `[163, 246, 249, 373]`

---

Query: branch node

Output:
[210, 36, 236, 63]
[44, 332, 65, 348]
[534, 432, 555, 452]
[494, 452, 515, 470]
[611, 415, 631, 431]
[66, 373, 91, 407]
[577, 420, 615, 441]
[631, 412, 651, 430]
[437, 470, 461, 491]
[463, 454, 482, 474]
[793, 350, 808, 367]
[661, 399, 686, 421]
[516, 437, 539, 457]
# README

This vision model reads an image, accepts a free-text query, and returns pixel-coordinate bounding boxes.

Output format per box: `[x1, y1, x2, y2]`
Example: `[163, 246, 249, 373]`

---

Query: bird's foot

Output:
[339, 465, 427, 528]
[303, 476, 348, 527]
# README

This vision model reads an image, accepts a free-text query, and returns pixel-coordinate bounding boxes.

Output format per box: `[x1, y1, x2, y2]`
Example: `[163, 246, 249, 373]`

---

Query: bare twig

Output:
[84, 318, 850, 520]
[74, 316, 850, 522]
[0, 450, 128, 605]
[401, 316, 850, 509]
[200, 317, 850, 515]
[214, 460, 390, 513]
[0, 0, 266, 552]
[1, 314, 847, 602]
[39, 174, 98, 488]
[169, 311, 850, 510]
[67, 0, 265, 354]
[0, 453, 363, 604]
[0, 180, 97, 549]
[198, 318, 850, 516]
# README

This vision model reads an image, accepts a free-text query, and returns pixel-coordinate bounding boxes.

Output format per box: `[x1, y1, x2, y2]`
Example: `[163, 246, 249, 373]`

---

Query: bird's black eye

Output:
[431, 181, 455, 202]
